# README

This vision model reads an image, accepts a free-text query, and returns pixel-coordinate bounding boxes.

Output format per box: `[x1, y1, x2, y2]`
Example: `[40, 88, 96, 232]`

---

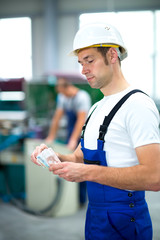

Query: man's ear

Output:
[108, 47, 118, 64]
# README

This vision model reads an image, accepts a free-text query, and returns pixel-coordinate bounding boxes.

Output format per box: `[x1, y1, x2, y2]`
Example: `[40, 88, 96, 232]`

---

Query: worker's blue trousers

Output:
[81, 138, 153, 240]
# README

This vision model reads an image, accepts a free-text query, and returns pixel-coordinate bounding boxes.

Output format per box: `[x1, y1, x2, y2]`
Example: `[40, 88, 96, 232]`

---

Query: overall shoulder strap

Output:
[98, 89, 147, 141]
[81, 105, 97, 139]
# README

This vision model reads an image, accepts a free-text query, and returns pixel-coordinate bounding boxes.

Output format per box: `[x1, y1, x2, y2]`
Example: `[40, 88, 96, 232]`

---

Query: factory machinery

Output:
[0, 75, 103, 217]
[0, 78, 28, 202]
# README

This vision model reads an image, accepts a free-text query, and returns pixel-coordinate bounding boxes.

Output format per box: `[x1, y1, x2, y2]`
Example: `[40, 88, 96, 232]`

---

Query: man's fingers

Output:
[49, 162, 63, 171]
[31, 143, 48, 165]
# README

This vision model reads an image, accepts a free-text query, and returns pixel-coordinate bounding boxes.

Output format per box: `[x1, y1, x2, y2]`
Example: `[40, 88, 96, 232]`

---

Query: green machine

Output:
[25, 73, 103, 139]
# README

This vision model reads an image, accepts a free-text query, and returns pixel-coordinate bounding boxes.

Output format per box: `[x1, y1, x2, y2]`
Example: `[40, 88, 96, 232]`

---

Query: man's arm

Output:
[85, 143, 160, 191]
[67, 111, 87, 150]
[31, 142, 84, 166]
[50, 143, 160, 191]
[57, 143, 84, 163]
[45, 108, 64, 143]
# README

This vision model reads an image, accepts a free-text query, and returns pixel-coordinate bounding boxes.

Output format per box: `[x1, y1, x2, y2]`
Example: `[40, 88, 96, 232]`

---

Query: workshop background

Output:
[0, 0, 160, 240]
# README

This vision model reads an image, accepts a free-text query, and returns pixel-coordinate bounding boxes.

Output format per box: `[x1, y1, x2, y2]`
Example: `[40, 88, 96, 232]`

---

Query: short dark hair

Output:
[97, 47, 121, 66]
[97, 47, 110, 65]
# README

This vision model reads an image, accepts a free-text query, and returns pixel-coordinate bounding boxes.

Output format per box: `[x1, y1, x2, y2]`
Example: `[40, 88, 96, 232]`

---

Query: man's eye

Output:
[88, 60, 93, 64]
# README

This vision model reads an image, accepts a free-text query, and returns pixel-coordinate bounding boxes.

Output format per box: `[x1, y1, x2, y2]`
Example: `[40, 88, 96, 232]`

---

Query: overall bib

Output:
[81, 90, 153, 240]
[66, 110, 77, 142]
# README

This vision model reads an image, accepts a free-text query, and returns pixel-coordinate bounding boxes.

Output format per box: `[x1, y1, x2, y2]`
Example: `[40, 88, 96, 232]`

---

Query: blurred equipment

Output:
[25, 139, 79, 217]
[0, 78, 28, 201]
[0, 78, 28, 151]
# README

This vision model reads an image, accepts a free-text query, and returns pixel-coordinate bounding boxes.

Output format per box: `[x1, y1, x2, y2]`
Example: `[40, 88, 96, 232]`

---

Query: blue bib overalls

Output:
[65, 110, 77, 143]
[81, 90, 153, 240]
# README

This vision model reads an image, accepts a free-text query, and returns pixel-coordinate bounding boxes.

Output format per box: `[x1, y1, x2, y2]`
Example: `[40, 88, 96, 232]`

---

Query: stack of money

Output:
[37, 148, 61, 168]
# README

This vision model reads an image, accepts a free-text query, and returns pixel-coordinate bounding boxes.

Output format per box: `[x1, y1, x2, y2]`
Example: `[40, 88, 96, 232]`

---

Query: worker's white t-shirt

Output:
[57, 90, 91, 113]
[84, 87, 160, 168]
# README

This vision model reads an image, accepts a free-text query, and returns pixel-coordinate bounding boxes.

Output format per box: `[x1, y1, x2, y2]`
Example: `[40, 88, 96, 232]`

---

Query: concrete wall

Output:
[0, 0, 160, 77]
[1, 0, 159, 16]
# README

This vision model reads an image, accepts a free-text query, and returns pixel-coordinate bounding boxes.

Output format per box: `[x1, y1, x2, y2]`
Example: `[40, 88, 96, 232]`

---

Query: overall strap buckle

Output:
[81, 125, 86, 139]
[98, 124, 107, 141]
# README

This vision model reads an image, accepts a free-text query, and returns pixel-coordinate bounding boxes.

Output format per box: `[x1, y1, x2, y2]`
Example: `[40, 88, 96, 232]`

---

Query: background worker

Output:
[31, 23, 160, 240]
[45, 77, 91, 205]
[45, 77, 91, 151]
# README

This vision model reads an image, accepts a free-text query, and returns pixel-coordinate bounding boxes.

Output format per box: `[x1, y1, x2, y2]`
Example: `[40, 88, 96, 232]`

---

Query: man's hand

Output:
[49, 161, 86, 182]
[31, 143, 48, 166]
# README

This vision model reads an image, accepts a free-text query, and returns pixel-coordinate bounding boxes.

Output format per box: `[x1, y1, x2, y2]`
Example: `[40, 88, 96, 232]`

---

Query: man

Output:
[31, 23, 160, 240]
[45, 77, 91, 151]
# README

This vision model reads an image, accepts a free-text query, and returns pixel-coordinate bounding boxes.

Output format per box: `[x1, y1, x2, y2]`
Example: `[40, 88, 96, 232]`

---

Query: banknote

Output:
[37, 148, 61, 168]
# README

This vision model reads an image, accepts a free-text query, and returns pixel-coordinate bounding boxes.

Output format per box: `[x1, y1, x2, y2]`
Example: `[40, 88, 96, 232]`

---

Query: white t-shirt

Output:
[84, 87, 160, 168]
[57, 90, 91, 114]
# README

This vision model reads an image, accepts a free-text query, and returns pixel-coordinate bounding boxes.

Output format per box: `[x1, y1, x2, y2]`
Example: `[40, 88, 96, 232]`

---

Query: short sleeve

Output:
[56, 94, 65, 109]
[74, 91, 91, 112]
[125, 96, 160, 148]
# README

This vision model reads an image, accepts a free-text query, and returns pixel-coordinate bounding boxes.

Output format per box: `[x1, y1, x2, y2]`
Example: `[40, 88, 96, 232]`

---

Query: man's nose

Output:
[81, 64, 89, 75]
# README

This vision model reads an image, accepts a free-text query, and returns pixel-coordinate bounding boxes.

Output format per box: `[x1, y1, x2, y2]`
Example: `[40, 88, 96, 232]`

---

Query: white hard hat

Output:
[69, 23, 128, 61]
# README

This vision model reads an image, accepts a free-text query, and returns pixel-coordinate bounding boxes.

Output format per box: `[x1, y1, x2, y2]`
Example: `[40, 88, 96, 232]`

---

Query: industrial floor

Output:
[0, 191, 160, 240]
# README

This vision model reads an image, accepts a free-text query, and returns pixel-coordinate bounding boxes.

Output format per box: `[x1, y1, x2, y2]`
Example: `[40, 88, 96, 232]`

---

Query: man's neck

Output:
[101, 66, 130, 96]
